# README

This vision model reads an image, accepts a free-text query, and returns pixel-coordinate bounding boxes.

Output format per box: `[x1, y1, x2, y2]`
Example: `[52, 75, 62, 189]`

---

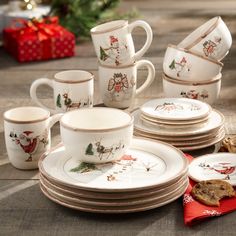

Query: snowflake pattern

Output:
[183, 193, 194, 205]
[203, 210, 221, 216]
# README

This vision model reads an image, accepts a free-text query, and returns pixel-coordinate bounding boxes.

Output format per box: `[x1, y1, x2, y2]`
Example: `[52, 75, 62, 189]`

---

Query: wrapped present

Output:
[3, 17, 75, 62]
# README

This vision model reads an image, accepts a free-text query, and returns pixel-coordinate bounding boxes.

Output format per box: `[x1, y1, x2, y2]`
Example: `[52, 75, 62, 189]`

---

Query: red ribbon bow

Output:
[11, 16, 61, 41]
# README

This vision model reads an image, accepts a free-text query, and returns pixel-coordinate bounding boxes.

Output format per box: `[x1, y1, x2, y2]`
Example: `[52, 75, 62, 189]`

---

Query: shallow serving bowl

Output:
[163, 44, 223, 82]
[162, 73, 221, 105]
[178, 16, 232, 61]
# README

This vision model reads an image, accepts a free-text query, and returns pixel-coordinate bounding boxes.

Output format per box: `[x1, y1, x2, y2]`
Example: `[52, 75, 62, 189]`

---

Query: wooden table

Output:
[1, 0, 236, 235]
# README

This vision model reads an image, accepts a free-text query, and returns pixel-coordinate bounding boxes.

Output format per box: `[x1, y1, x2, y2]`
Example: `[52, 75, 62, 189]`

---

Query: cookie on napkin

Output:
[191, 179, 235, 207]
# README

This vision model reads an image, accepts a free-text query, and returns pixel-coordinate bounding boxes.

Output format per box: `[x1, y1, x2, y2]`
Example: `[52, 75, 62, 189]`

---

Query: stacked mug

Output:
[90, 20, 156, 109]
[162, 16, 232, 105]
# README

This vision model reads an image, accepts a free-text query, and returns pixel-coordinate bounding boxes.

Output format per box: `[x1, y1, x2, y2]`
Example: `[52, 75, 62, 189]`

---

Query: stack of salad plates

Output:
[132, 98, 225, 151]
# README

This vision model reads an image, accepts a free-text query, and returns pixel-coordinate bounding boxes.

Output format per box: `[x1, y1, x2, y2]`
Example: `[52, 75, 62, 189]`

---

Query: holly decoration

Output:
[49, 0, 138, 41]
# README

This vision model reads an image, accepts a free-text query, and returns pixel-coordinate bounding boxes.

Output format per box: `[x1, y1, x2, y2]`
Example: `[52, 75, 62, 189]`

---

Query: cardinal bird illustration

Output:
[212, 163, 236, 179]
[10, 131, 39, 162]
[199, 162, 236, 180]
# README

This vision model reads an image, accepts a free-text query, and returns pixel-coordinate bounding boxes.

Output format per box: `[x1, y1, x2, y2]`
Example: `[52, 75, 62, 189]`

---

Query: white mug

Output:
[91, 20, 153, 66]
[60, 107, 133, 164]
[4, 106, 62, 169]
[30, 70, 94, 114]
[98, 60, 155, 109]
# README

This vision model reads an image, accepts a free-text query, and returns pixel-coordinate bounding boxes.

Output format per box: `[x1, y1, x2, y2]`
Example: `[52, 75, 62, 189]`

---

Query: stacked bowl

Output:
[162, 16, 232, 104]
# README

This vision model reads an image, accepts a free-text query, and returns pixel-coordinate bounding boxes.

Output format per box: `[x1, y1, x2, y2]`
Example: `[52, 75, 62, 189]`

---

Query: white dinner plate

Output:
[140, 98, 211, 121]
[40, 177, 189, 207]
[188, 153, 236, 185]
[39, 137, 188, 192]
[40, 171, 188, 200]
[40, 180, 189, 213]
[132, 109, 224, 137]
[134, 126, 224, 142]
[134, 129, 225, 147]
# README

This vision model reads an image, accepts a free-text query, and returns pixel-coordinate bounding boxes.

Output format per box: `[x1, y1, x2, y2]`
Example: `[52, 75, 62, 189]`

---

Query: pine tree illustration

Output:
[100, 46, 109, 61]
[85, 143, 94, 155]
[169, 60, 176, 70]
[70, 162, 97, 173]
[56, 94, 62, 108]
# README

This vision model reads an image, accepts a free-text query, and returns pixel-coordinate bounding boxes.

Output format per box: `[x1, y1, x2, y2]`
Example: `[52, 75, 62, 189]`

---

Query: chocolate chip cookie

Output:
[191, 179, 235, 206]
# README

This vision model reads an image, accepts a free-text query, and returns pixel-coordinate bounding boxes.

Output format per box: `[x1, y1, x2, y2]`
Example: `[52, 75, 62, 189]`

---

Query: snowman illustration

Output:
[100, 35, 128, 66]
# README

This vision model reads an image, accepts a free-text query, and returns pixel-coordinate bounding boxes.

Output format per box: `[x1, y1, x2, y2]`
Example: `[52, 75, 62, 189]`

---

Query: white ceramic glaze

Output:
[39, 137, 188, 191]
[162, 73, 221, 105]
[178, 16, 232, 61]
[4, 106, 62, 169]
[163, 45, 223, 81]
[30, 70, 94, 114]
[90, 20, 153, 66]
[60, 107, 134, 164]
[188, 153, 236, 185]
[98, 60, 155, 108]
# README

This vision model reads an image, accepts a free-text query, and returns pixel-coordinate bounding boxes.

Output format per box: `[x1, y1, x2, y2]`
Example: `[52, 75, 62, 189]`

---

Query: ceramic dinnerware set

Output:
[132, 98, 225, 151]
[162, 16, 232, 104]
[3, 17, 231, 214]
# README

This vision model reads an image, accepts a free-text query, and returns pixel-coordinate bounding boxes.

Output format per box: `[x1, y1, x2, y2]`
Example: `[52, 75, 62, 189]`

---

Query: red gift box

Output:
[3, 17, 75, 62]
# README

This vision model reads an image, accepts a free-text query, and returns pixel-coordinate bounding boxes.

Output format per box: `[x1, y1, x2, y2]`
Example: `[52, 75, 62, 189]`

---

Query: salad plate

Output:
[140, 98, 211, 121]
[188, 153, 236, 185]
[141, 114, 207, 129]
[39, 137, 188, 192]
[132, 109, 224, 137]
[140, 113, 209, 126]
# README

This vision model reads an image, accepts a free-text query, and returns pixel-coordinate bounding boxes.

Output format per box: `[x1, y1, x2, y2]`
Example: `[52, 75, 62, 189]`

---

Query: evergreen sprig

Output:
[49, 0, 138, 41]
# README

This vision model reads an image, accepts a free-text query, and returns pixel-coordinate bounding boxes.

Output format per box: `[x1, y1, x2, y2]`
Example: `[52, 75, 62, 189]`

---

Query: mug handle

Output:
[30, 78, 56, 114]
[47, 113, 63, 148]
[135, 60, 156, 95]
[128, 20, 153, 61]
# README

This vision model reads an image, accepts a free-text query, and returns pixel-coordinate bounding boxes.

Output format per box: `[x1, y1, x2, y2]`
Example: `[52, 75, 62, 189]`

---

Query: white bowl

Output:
[162, 73, 221, 105]
[60, 107, 134, 164]
[178, 16, 232, 61]
[163, 44, 223, 82]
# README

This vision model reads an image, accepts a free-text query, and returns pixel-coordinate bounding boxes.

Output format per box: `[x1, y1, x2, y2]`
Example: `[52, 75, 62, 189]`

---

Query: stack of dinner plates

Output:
[38, 137, 189, 213]
[133, 98, 225, 151]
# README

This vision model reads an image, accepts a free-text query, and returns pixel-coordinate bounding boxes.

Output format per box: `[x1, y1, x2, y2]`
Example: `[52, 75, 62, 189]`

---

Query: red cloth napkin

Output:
[183, 153, 236, 226]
